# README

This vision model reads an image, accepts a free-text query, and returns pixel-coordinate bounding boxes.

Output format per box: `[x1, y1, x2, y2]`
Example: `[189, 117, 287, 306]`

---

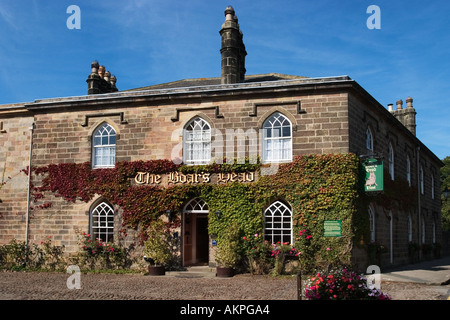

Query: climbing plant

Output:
[30, 153, 363, 272]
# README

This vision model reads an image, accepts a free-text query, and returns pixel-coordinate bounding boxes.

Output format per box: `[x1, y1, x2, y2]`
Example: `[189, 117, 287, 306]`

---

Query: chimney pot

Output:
[388, 104, 394, 112]
[91, 60, 99, 74]
[225, 6, 235, 20]
[396, 99, 403, 110]
[406, 97, 413, 108]
[98, 65, 105, 78]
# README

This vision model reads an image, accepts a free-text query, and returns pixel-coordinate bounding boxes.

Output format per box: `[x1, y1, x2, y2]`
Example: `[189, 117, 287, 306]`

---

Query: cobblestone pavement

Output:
[0, 270, 448, 300]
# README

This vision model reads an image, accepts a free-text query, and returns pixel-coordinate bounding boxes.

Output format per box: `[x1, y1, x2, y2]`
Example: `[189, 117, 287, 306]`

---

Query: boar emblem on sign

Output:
[365, 171, 377, 187]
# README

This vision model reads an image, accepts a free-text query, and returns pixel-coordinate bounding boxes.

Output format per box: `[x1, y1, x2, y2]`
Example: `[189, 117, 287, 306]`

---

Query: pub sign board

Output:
[363, 159, 383, 192]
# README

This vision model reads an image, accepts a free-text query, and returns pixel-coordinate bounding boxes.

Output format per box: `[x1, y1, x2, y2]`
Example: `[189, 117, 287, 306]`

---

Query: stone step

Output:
[166, 266, 217, 278]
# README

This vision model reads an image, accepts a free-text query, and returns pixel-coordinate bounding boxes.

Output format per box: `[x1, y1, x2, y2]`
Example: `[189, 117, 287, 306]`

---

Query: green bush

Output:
[0, 237, 65, 271]
[143, 220, 173, 267]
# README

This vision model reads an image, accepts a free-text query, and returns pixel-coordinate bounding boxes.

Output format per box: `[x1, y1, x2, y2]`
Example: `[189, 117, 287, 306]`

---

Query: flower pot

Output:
[216, 266, 234, 277]
[148, 265, 165, 276]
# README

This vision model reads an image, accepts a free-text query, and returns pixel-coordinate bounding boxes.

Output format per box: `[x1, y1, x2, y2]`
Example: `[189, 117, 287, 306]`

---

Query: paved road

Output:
[381, 255, 450, 285]
[1, 257, 450, 301]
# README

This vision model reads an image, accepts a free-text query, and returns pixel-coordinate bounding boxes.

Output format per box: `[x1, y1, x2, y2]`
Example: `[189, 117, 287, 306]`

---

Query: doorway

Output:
[183, 198, 209, 266]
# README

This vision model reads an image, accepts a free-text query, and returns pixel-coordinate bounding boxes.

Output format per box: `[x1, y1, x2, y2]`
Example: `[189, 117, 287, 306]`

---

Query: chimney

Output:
[219, 6, 247, 84]
[404, 97, 416, 135]
[388, 97, 416, 136]
[86, 61, 118, 94]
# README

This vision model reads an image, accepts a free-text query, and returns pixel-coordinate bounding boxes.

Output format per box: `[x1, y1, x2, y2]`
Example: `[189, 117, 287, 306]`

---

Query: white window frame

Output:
[184, 197, 209, 213]
[183, 117, 211, 165]
[262, 112, 292, 163]
[90, 202, 115, 243]
[408, 214, 413, 243]
[388, 143, 394, 180]
[92, 123, 116, 168]
[264, 200, 293, 245]
[366, 127, 373, 152]
[406, 155, 411, 186]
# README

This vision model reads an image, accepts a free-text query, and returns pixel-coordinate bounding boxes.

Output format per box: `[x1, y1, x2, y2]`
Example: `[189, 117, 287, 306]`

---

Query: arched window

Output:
[408, 214, 413, 243]
[406, 155, 411, 186]
[183, 117, 211, 165]
[92, 123, 116, 168]
[90, 201, 115, 242]
[388, 143, 394, 180]
[432, 220, 436, 244]
[369, 205, 375, 242]
[431, 174, 435, 199]
[264, 200, 293, 244]
[366, 127, 373, 152]
[262, 112, 292, 163]
[184, 197, 209, 212]
[420, 165, 424, 195]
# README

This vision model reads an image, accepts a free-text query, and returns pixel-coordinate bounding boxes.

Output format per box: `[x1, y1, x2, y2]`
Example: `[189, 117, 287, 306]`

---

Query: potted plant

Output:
[143, 220, 172, 275]
[215, 222, 240, 277]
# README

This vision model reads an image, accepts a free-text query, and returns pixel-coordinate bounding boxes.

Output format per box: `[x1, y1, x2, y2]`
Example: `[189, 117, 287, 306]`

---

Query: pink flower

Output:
[326, 247, 330, 251]
[254, 233, 258, 237]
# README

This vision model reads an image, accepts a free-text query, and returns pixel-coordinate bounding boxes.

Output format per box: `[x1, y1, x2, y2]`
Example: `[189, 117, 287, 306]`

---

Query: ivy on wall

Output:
[31, 154, 363, 269]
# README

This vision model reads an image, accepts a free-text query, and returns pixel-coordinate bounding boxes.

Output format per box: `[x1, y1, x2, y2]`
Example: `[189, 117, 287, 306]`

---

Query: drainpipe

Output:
[416, 145, 421, 260]
[25, 122, 34, 249]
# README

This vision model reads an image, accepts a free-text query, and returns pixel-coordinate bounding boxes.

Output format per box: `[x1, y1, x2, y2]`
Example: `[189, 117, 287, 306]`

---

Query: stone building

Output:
[0, 6, 443, 269]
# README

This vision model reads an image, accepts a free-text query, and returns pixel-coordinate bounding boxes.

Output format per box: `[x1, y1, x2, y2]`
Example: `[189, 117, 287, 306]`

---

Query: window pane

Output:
[262, 113, 292, 163]
[264, 200, 292, 244]
[93, 123, 116, 168]
[184, 117, 211, 164]
[91, 202, 114, 242]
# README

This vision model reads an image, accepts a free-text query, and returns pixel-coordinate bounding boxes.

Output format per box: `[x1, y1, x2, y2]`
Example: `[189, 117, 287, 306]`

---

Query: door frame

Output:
[182, 198, 209, 266]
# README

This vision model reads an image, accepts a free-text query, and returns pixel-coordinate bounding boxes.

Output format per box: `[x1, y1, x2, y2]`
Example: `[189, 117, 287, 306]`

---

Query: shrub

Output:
[240, 234, 274, 274]
[75, 232, 134, 269]
[143, 220, 173, 267]
[215, 222, 240, 268]
[0, 237, 65, 271]
[305, 267, 391, 300]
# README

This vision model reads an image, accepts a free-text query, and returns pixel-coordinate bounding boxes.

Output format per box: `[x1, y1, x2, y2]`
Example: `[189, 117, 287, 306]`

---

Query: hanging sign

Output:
[363, 159, 383, 192]
[324, 220, 342, 237]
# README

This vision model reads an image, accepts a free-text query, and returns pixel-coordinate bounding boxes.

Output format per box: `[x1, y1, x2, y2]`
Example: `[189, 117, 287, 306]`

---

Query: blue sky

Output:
[0, 0, 449, 159]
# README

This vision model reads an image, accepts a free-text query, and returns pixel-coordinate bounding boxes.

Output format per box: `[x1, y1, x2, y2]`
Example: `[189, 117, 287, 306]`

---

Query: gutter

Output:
[25, 123, 34, 250]
[416, 145, 422, 260]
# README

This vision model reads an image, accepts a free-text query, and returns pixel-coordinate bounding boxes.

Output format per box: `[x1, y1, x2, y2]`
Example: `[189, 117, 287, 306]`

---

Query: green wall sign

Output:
[363, 159, 383, 192]
[324, 220, 342, 237]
